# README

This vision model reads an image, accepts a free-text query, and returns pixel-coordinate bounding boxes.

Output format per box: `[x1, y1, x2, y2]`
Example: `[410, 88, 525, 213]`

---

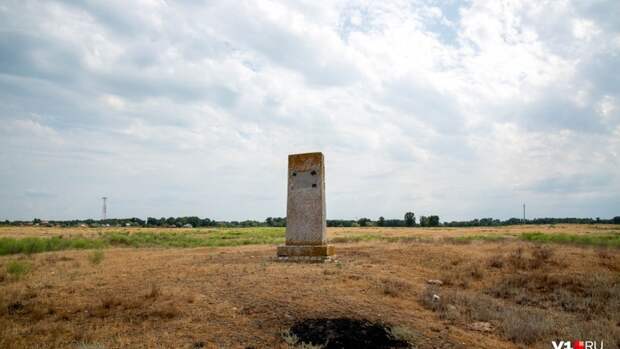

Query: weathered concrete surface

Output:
[277, 245, 335, 257]
[278, 152, 334, 258]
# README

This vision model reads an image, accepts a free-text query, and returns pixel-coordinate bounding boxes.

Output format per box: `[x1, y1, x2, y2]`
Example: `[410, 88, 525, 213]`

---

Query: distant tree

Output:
[404, 212, 415, 226]
[386, 219, 405, 227]
[146, 217, 158, 226]
[33, 218, 41, 224]
[327, 220, 356, 227]
[419, 216, 429, 227]
[358, 218, 371, 227]
[200, 218, 213, 226]
[266, 217, 274, 226]
[378, 216, 385, 227]
[429, 215, 440, 227]
[613, 216, 620, 224]
[185, 216, 200, 227]
[275, 217, 286, 227]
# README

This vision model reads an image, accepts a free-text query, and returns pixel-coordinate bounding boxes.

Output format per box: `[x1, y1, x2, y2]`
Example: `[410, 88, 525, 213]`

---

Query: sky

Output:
[0, 0, 619, 222]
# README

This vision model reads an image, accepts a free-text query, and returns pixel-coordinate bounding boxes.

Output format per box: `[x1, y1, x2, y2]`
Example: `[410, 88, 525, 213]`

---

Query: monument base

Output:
[275, 255, 335, 263]
[277, 244, 335, 258]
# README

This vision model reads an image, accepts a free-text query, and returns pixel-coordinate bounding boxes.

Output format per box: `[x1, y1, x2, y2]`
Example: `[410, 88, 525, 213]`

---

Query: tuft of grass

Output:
[280, 330, 323, 349]
[6, 260, 31, 279]
[88, 250, 104, 265]
[439, 262, 484, 289]
[520, 232, 620, 247]
[380, 278, 411, 297]
[74, 342, 105, 349]
[487, 255, 504, 269]
[145, 282, 161, 299]
[149, 302, 180, 319]
[388, 325, 418, 344]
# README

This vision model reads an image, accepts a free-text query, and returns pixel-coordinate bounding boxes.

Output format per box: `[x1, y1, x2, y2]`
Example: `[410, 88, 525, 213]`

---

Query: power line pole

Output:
[522, 203, 526, 224]
[102, 197, 108, 221]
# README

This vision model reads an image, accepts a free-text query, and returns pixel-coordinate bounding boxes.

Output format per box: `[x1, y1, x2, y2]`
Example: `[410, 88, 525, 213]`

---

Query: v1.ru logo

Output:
[552, 340, 604, 349]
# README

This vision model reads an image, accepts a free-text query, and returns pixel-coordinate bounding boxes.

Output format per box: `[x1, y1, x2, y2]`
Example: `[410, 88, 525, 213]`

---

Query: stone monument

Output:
[277, 152, 335, 260]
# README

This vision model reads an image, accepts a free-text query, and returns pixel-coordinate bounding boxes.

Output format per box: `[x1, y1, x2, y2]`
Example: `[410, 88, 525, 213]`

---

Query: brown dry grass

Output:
[0, 225, 618, 348]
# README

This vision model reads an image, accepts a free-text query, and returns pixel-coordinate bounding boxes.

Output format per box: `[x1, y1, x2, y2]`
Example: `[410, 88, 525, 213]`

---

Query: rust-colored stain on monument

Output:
[288, 152, 324, 173]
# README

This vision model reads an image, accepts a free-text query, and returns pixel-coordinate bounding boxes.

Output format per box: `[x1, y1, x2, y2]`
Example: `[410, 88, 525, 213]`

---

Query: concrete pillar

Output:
[277, 152, 334, 259]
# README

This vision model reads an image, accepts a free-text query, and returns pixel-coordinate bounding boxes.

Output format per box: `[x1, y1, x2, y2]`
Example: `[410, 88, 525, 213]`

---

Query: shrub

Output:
[499, 308, 552, 344]
[467, 264, 484, 280]
[380, 278, 411, 297]
[487, 255, 504, 269]
[388, 326, 418, 343]
[419, 285, 444, 312]
[529, 246, 554, 269]
[507, 247, 528, 269]
[88, 250, 104, 265]
[440, 263, 484, 289]
[531, 245, 554, 261]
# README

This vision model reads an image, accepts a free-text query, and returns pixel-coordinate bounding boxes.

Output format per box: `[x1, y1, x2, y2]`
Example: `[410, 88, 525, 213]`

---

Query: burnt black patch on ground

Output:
[7, 301, 24, 315]
[289, 318, 410, 349]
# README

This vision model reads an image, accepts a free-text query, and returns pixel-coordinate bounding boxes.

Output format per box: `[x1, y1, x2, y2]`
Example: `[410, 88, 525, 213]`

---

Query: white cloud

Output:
[0, 0, 618, 220]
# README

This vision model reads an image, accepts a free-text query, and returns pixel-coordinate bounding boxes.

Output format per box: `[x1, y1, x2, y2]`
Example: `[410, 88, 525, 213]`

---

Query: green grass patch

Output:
[330, 234, 433, 244]
[103, 228, 285, 248]
[0, 228, 286, 256]
[445, 235, 509, 244]
[0, 236, 106, 255]
[6, 260, 31, 279]
[520, 232, 620, 247]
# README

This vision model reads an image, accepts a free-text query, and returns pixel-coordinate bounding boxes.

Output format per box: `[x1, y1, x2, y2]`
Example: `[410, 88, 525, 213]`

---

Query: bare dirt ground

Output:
[0, 225, 618, 348]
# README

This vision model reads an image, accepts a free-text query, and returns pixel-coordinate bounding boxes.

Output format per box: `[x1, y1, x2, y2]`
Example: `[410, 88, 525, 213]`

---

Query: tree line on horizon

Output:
[3, 213, 619, 228]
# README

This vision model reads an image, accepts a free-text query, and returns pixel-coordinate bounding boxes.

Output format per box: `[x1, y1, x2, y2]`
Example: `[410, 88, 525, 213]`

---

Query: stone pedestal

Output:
[277, 152, 334, 260]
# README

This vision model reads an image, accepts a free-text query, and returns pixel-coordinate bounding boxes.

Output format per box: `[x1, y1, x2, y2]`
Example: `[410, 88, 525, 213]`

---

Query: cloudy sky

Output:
[1, 0, 619, 221]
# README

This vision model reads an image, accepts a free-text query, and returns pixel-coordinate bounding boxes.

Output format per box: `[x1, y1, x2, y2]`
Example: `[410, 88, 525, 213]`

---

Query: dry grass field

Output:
[0, 225, 618, 348]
